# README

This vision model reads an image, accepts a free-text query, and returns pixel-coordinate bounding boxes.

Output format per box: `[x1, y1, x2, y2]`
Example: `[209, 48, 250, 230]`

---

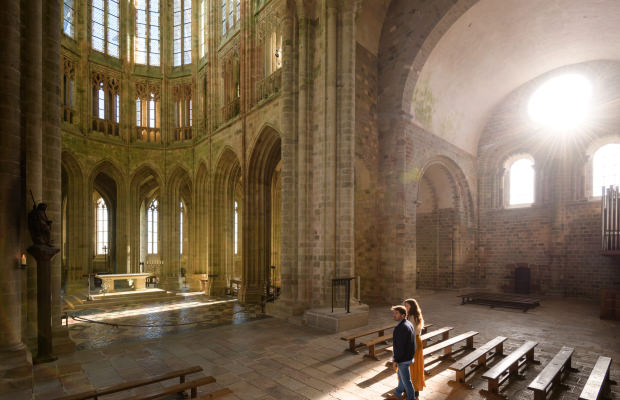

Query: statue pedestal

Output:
[27, 244, 59, 364]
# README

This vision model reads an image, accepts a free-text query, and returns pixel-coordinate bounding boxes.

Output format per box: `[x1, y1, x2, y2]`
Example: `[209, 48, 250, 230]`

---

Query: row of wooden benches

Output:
[53, 365, 233, 400]
[341, 324, 613, 400]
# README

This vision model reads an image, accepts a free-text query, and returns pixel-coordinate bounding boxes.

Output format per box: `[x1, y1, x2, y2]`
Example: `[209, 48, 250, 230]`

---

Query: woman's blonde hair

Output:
[403, 298, 424, 330]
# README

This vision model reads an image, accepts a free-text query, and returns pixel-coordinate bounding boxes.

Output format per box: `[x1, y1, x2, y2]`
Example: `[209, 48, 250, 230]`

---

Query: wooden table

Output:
[95, 273, 154, 292]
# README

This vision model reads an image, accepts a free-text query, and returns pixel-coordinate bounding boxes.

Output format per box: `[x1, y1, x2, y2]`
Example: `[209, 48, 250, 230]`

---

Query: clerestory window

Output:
[173, 0, 192, 66]
[506, 156, 535, 206]
[593, 143, 620, 197]
[135, 0, 160, 66]
[63, 0, 75, 38]
[92, 0, 120, 58]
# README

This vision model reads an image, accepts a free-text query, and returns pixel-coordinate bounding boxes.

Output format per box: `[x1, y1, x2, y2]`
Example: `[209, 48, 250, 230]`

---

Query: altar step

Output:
[64, 288, 180, 310]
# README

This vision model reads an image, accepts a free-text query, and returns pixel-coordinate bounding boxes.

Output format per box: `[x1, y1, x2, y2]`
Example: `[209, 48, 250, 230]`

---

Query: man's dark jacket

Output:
[393, 319, 416, 363]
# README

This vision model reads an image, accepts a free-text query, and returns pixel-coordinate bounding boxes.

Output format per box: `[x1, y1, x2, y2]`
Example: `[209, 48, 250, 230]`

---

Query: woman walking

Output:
[404, 298, 426, 398]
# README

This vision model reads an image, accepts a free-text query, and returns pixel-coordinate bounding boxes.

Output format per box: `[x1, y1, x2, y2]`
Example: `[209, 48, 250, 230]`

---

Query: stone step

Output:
[64, 289, 180, 310]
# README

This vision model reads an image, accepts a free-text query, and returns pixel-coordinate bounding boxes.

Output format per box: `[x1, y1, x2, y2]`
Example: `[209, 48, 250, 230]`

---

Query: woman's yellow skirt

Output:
[410, 334, 426, 391]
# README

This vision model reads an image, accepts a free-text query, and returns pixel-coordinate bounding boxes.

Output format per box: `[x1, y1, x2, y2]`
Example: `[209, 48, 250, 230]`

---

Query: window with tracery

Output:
[593, 143, 620, 196]
[62, 58, 75, 123]
[92, 0, 120, 58]
[136, 81, 161, 143]
[135, 0, 160, 66]
[173, 83, 193, 141]
[234, 200, 238, 254]
[255, 16, 282, 102]
[173, 0, 191, 66]
[506, 156, 535, 206]
[96, 197, 109, 255]
[221, 0, 241, 37]
[221, 56, 240, 121]
[179, 201, 184, 254]
[147, 199, 158, 254]
[63, 0, 75, 38]
[91, 72, 120, 136]
[199, 0, 206, 58]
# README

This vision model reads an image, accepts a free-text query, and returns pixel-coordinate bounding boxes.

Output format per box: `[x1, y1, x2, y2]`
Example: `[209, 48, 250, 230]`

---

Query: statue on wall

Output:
[28, 200, 54, 246]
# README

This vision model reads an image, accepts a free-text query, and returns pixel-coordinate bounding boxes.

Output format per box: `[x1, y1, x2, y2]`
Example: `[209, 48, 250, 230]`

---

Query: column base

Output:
[238, 284, 263, 304]
[0, 346, 32, 399]
[265, 299, 308, 318]
[304, 303, 370, 333]
[53, 327, 75, 355]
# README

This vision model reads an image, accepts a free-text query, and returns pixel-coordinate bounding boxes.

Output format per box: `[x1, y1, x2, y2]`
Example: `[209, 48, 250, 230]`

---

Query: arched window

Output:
[506, 156, 535, 206]
[234, 201, 239, 254]
[179, 201, 184, 255]
[96, 197, 109, 255]
[135, 0, 160, 66]
[63, 0, 74, 38]
[221, 0, 241, 37]
[92, 0, 119, 58]
[147, 199, 158, 254]
[199, 0, 206, 58]
[173, 0, 191, 66]
[593, 143, 620, 197]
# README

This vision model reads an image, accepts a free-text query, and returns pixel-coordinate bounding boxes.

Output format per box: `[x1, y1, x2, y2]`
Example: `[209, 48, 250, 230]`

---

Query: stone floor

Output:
[29, 290, 620, 400]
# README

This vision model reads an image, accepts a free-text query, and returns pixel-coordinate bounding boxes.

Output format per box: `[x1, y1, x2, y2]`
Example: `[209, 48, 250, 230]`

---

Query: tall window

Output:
[136, 82, 161, 142]
[135, 0, 160, 66]
[593, 143, 620, 196]
[63, 0, 74, 38]
[234, 201, 238, 254]
[173, 0, 191, 66]
[173, 84, 192, 141]
[96, 197, 109, 255]
[91, 73, 120, 136]
[179, 201, 184, 254]
[147, 199, 158, 254]
[199, 0, 206, 58]
[508, 157, 535, 206]
[92, 0, 120, 58]
[62, 59, 75, 123]
[221, 0, 240, 37]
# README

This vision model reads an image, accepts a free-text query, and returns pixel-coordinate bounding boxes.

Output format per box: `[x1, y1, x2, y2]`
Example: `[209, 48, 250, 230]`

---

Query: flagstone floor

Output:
[29, 291, 620, 400]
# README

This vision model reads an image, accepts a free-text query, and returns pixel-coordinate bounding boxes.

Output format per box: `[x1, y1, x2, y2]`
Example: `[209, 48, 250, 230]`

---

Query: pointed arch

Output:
[167, 165, 192, 282]
[211, 147, 242, 294]
[61, 151, 85, 282]
[242, 126, 281, 302]
[129, 165, 163, 277]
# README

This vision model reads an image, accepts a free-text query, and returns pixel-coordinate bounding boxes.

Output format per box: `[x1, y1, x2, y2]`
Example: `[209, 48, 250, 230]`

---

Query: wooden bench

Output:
[482, 340, 539, 396]
[342, 323, 432, 354]
[579, 356, 613, 400]
[342, 324, 396, 353]
[449, 336, 507, 384]
[459, 292, 540, 312]
[196, 388, 235, 399]
[420, 326, 453, 347]
[423, 331, 478, 361]
[126, 376, 216, 400]
[528, 346, 575, 400]
[363, 333, 394, 360]
[52, 366, 205, 400]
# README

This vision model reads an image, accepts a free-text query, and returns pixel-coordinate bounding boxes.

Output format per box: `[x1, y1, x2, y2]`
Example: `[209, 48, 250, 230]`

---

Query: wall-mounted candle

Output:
[21, 253, 27, 266]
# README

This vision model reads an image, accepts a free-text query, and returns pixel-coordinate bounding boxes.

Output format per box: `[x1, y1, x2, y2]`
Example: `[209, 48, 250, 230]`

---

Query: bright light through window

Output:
[528, 74, 591, 131]
[593, 143, 620, 196]
[509, 158, 534, 205]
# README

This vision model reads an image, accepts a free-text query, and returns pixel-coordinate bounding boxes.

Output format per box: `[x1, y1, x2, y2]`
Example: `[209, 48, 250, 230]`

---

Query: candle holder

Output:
[19, 253, 28, 269]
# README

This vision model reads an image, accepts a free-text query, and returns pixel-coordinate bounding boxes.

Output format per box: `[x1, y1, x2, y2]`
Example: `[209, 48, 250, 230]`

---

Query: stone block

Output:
[303, 305, 369, 333]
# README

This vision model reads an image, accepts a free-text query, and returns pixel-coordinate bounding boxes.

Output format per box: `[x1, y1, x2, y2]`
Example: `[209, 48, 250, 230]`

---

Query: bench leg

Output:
[455, 369, 466, 383]
[367, 344, 377, 360]
[496, 343, 504, 357]
[466, 336, 474, 349]
[442, 332, 450, 341]
[477, 354, 487, 368]
[180, 374, 186, 384]
[191, 387, 197, 398]
[443, 345, 453, 356]
[348, 339, 356, 353]
[533, 390, 546, 400]
[488, 378, 499, 394]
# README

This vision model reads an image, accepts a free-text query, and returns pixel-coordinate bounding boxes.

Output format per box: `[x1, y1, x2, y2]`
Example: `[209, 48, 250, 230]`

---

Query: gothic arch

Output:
[211, 147, 242, 295]
[194, 162, 209, 279]
[167, 166, 192, 282]
[61, 152, 85, 282]
[242, 126, 281, 302]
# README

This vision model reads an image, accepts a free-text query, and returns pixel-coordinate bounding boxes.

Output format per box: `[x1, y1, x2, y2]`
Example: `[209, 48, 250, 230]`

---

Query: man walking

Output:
[389, 305, 416, 400]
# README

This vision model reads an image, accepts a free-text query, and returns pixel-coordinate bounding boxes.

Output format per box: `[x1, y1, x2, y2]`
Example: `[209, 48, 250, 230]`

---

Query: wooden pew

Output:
[422, 331, 478, 361]
[363, 333, 394, 360]
[52, 366, 205, 400]
[449, 336, 507, 384]
[579, 356, 613, 400]
[196, 388, 235, 399]
[420, 326, 453, 347]
[341, 324, 396, 353]
[528, 346, 575, 400]
[343, 323, 432, 354]
[126, 376, 215, 400]
[481, 341, 539, 396]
